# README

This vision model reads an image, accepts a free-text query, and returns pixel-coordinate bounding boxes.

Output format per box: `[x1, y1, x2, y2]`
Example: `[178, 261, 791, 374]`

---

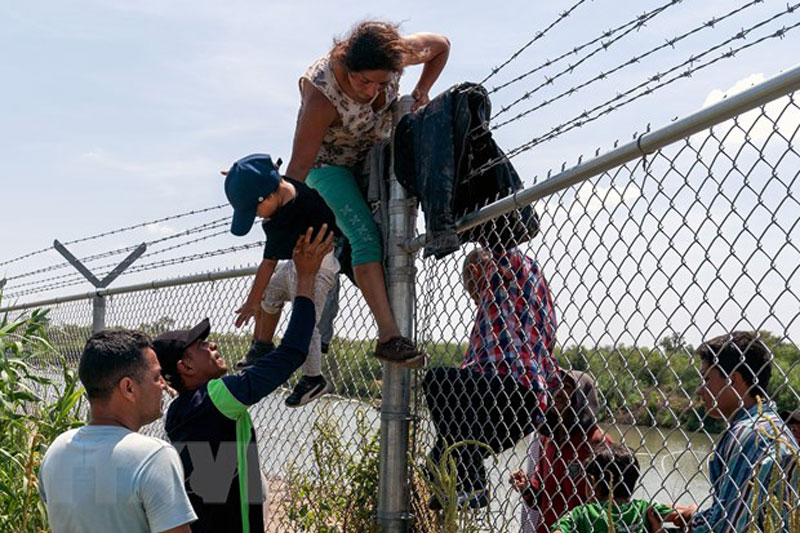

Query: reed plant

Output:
[0, 301, 85, 532]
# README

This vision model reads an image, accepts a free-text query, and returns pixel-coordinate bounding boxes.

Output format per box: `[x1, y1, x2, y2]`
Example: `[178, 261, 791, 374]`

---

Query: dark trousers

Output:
[423, 366, 539, 492]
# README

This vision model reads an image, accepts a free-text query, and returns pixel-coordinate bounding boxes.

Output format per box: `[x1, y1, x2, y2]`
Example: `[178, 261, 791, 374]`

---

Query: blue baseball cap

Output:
[224, 154, 281, 236]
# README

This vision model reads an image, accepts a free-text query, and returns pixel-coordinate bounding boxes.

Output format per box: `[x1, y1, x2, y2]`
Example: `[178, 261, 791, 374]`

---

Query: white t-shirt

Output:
[39, 425, 197, 533]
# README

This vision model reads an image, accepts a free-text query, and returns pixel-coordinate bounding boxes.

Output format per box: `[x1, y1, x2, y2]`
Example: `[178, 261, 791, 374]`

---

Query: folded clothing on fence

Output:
[393, 82, 539, 259]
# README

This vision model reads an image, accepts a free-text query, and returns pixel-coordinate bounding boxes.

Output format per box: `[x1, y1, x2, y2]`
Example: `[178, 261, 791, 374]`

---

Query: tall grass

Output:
[281, 408, 381, 532]
[747, 398, 800, 533]
[0, 302, 85, 532]
[280, 404, 495, 533]
[411, 440, 496, 533]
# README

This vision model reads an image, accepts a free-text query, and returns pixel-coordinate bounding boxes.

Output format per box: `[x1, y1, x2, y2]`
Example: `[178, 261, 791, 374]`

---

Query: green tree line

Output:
[42, 318, 800, 433]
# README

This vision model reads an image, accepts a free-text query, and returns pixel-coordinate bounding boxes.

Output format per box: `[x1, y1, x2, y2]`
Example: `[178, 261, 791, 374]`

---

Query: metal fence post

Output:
[92, 295, 106, 334]
[378, 94, 416, 532]
[51, 238, 146, 335]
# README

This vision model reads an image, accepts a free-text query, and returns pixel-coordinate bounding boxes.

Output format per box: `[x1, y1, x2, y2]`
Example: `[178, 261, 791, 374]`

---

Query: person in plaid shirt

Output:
[423, 246, 559, 509]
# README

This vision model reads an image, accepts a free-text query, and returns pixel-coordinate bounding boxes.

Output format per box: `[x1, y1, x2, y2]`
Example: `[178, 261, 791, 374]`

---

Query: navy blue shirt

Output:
[164, 296, 315, 533]
[261, 177, 340, 260]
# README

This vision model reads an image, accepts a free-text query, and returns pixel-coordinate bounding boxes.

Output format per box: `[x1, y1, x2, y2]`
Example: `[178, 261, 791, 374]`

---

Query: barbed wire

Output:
[465, 4, 800, 181]
[4, 226, 237, 292]
[0, 203, 229, 269]
[479, 0, 595, 86]
[502, 17, 800, 157]
[4, 241, 263, 300]
[4, 216, 232, 283]
[488, 0, 682, 97]
[115, 241, 263, 276]
[491, 0, 763, 122]
[6, 3, 796, 306]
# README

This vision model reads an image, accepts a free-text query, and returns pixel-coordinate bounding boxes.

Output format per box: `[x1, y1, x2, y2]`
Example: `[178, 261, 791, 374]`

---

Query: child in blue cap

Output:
[224, 153, 422, 407]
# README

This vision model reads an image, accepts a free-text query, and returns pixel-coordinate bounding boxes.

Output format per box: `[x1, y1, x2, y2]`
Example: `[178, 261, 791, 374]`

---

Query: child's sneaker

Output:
[235, 340, 275, 370]
[285, 375, 333, 408]
[374, 336, 425, 368]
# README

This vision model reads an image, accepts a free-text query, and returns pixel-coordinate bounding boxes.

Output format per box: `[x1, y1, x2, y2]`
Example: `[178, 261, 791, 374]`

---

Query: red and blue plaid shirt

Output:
[462, 249, 559, 413]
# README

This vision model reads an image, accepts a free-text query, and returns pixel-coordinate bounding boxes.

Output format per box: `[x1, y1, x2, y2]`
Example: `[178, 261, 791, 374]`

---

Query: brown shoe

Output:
[374, 336, 425, 368]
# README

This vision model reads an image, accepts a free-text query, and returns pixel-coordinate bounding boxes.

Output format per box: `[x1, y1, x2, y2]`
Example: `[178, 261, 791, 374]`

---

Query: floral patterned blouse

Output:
[300, 56, 400, 167]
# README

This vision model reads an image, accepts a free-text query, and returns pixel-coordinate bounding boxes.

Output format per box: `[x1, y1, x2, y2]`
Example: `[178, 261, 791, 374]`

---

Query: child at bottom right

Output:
[551, 442, 690, 533]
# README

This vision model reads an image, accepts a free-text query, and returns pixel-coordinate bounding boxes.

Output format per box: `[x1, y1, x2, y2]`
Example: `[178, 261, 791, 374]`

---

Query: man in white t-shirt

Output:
[39, 329, 197, 532]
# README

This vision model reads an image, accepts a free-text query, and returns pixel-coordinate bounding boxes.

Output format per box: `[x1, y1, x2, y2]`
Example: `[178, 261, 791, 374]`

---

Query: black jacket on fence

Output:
[393, 82, 539, 259]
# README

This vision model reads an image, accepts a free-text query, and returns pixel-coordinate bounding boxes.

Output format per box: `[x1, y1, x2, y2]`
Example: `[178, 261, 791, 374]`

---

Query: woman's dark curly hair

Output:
[330, 21, 415, 73]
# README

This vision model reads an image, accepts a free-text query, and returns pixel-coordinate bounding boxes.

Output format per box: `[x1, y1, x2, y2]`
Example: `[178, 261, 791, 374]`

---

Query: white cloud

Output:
[535, 180, 642, 227]
[702, 73, 766, 108]
[693, 73, 800, 147]
[145, 223, 176, 236]
[572, 181, 641, 214]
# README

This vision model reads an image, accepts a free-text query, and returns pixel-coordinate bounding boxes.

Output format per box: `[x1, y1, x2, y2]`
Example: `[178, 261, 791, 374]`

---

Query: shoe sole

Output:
[285, 381, 334, 408]
[374, 352, 426, 369]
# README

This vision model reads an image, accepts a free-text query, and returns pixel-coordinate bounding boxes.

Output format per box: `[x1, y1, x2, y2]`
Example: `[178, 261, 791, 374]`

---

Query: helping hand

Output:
[664, 503, 696, 531]
[508, 470, 530, 493]
[646, 507, 666, 533]
[234, 299, 260, 328]
[293, 224, 335, 278]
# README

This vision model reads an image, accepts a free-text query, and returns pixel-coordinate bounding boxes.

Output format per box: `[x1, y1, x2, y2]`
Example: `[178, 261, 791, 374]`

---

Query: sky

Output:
[1, 0, 799, 346]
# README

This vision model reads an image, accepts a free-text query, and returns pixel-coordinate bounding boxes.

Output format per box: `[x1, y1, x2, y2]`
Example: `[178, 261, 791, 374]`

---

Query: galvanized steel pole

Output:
[92, 295, 106, 334]
[378, 95, 416, 532]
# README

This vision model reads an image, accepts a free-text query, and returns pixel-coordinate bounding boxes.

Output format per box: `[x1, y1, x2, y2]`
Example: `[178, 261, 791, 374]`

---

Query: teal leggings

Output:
[306, 165, 382, 266]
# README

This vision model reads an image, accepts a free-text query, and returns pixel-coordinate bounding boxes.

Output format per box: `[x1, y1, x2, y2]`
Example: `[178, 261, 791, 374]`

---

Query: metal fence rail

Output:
[4, 66, 800, 533]
[410, 67, 800, 532]
[6, 269, 385, 532]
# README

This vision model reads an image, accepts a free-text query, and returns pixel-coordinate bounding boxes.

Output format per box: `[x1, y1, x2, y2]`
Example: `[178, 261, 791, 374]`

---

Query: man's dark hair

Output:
[330, 21, 413, 73]
[697, 331, 772, 399]
[585, 443, 640, 500]
[78, 329, 153, 400]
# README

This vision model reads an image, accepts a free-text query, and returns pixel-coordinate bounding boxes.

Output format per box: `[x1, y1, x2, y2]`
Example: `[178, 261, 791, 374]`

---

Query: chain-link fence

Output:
[3, 68, 800, 533]
[6, 269, 385, 532]
[409, 71, 800, 532]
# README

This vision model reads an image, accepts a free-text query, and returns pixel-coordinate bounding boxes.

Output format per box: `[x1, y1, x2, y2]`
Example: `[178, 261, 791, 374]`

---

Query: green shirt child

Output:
[551, 499, 672, 533]
[552, 442, 685, 533]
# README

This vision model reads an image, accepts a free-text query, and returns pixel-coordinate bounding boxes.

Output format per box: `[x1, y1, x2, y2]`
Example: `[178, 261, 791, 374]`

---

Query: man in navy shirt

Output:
[153, 226, 333, 533]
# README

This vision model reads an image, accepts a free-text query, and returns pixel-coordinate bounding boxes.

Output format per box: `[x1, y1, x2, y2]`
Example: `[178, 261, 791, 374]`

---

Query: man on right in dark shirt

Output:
[153, 226, 333, 533]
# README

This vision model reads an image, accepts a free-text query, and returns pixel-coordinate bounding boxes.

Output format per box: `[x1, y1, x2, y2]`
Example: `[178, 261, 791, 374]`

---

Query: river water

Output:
[34, 373, 718, 532]
[479, 421, 715, 531]
[215, 392, 718, 531]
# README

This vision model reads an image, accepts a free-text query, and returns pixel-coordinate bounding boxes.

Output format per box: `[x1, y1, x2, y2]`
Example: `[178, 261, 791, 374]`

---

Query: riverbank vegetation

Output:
[41, 319, 800, 433]
[0, 303, 84, 532]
